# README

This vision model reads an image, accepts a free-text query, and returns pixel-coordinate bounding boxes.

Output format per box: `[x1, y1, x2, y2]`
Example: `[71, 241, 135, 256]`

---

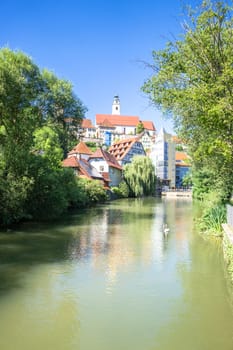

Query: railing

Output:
[162, 188, 192, 192]
[227, 204, 233, 228]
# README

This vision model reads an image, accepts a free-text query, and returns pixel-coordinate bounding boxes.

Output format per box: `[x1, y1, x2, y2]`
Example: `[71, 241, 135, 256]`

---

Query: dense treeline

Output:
[142, 0, 233, 233]
[0, 48, 107, 226]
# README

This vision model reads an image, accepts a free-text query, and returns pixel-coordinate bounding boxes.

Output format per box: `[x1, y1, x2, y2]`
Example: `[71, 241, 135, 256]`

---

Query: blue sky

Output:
[1, 0, 199, 134]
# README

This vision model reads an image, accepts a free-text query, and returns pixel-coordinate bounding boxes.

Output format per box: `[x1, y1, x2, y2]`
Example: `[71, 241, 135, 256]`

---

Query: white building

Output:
[88, 148, 122, 187]
[95, 96, 156, 144]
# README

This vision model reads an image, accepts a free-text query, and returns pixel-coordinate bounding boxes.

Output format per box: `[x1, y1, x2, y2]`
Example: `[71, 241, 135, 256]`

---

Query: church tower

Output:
[112, 95, 120, 115]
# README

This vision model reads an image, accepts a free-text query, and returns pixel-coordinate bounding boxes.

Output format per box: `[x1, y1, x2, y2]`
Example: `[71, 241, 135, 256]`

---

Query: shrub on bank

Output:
[0, 162, 108, 226]
[80, 178, 108, 204]
[197, 190, 226, 236]
[111, 181, 130, 199]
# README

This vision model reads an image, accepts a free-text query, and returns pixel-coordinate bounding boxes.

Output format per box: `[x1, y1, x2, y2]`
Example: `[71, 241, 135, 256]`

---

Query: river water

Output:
[0, 197, 232, 350]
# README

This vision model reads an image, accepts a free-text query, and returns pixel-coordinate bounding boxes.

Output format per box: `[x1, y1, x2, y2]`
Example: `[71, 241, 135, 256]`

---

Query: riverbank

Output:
[222, 223, 233, 285]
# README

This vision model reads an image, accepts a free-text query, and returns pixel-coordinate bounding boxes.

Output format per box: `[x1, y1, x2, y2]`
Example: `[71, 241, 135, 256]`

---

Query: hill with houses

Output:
[63, 96, 191, 190]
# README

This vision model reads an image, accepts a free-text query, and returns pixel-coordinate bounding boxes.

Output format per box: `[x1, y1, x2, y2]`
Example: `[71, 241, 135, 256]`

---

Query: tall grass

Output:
[197, 191, 226, 236]
[201, 205, 226, 235]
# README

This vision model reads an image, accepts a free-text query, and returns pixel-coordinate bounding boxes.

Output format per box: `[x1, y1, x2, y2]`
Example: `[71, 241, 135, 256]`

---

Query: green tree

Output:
[123, 156, 156, 197]
[0, 172, 33, 225]
[33, 126, 63, 168]
[142, 1, 233, 200]
[182, 171, 192, 188]
[136, 121, 145, 134]
[0, 48, 88, 225]
[0, 48, 43, 224]
[0, 48, 43, 174]
[40, 70, 87, 155]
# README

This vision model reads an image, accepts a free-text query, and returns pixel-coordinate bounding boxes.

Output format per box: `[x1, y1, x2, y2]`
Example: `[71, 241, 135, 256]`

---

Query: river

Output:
[0, 197, 232, 350]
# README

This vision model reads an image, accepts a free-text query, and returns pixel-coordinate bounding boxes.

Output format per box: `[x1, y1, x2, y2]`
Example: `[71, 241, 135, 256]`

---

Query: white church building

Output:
[95, 96, 156, 143]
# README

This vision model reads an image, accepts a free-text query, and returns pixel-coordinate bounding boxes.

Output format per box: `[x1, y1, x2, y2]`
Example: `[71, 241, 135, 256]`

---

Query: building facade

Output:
[175, 151, 191, 188]
[88, 148, 122, 187]
[150, 128, 176, 188]
[109, 137, 146, 166]
[95, 96, 156, 145]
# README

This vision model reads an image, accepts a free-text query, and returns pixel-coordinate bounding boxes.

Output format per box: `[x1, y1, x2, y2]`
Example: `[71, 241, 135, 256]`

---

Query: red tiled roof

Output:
[69, 141, 93, 155]
[62, 156, 79, 168]
[62, 157, 90, 178]
[62, 156, 105, 181]
[81, 119, 95, 129]
[89, 148, 103, 158]
[176, 151, 189, 161]
[89, 148, 122, 170]
[109, 138, 138, 161]
[110, 137, 137, 145]
[96, 114, 156, 131]
[96, 114, 140, 127]
[142, 121, 156, 131]
[99, 118, 115, 128]
[175, 152, 191, 167]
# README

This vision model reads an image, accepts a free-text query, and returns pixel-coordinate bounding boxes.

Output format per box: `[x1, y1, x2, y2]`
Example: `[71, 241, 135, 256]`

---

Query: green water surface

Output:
[0, 198, 232, 350]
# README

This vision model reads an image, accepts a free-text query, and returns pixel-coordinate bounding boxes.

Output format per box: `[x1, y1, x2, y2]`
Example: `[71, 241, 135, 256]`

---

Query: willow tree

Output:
[142, 1, 233, 200]
[123, 156, 156, 197]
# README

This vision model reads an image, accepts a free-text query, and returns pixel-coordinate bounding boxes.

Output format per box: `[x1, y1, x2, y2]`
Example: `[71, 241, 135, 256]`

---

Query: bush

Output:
[26, 162, 108, 220]
[111, 181, 130, 198]
[0, 172, 33, 225]
[26, 167, 70, 220]
[197, 190, 226, 236]
[81, 178, 108, 204]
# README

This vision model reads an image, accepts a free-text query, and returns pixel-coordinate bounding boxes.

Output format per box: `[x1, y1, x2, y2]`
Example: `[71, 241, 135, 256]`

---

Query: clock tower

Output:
[112, 95, 120, 115]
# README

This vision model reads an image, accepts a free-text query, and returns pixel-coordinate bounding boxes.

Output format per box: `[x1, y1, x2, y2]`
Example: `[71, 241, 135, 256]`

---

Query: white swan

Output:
[163, 224, 170, 236]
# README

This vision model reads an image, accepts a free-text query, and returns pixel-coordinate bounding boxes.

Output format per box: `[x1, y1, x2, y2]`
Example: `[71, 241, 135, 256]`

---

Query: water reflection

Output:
[0, 198, 233, 350]
[66, 198, 193, 295]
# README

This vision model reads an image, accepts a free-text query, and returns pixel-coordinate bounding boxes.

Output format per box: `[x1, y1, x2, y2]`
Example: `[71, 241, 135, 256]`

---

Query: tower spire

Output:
[112, 95, 120, 115]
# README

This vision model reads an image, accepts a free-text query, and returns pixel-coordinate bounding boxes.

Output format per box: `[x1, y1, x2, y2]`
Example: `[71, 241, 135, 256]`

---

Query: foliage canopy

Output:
[0, 48, 107, 226]
[142, 0, 233, 200]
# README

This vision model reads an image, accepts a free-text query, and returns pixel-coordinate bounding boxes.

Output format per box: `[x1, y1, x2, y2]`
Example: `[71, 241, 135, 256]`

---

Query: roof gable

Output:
[62, 156, 103, 180]
[96, 114, 156, 131]
[142, 121, 156, 131]
[81, 119, 95, 129]
[99, 118, 115, 128]
[96, 114, 140, 127]
[89, 148, 122, 170]
[62, 156, 79, 168]
[176, 151, 190, 162]
[69, 141, 93, 156]
[109, 137, 144, 161]
[79, 159, 103, 179]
